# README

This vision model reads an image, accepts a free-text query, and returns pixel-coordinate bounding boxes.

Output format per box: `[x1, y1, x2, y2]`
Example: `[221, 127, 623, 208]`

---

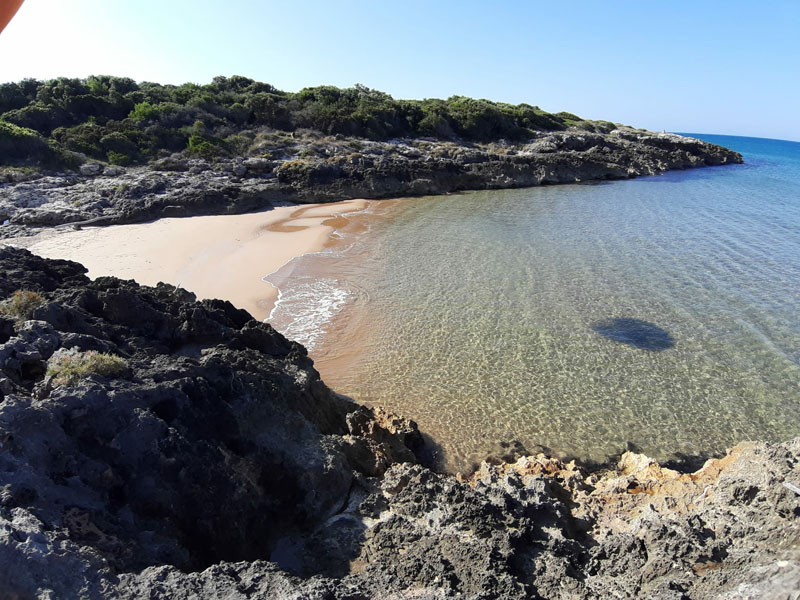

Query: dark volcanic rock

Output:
[1, 249, 796, 600]
[0, 247, 423, 598]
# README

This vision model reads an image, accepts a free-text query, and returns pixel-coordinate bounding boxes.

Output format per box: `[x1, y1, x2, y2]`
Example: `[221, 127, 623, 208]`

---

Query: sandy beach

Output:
[4, 199, 369, 321]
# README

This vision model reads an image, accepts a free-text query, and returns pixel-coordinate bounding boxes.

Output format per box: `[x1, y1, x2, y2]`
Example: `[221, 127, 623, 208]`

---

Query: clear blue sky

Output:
[1, 0, 798, 141]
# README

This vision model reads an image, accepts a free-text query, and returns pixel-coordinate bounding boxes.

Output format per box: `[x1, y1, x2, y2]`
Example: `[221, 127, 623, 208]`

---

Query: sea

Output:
[267, 134, 800, 472]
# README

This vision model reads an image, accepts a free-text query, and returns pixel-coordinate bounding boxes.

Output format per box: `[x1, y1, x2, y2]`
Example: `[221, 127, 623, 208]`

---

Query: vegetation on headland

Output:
[0, 75, 617, 168]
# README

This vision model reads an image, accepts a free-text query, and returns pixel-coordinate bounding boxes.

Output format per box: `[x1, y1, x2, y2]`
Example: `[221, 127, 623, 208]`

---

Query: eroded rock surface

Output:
[0, 129, 742, 239]
[0, 247, 423, 598]
[1, 248, 796, 600]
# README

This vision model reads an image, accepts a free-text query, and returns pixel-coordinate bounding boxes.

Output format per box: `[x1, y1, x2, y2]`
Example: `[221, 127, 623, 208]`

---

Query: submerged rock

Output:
[0, 248, 796, 599]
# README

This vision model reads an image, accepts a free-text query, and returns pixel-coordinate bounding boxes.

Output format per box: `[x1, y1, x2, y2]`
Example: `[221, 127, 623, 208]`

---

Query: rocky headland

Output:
[0, 247, 797, 599]
[0, 127, 741, 239]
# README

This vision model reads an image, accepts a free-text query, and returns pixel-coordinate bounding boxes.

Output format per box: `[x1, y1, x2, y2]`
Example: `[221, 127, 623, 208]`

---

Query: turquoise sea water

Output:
[269, 134, 800, 471]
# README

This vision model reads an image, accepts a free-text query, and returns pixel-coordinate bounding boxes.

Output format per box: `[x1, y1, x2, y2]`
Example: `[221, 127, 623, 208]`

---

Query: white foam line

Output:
[262, 249, 321, 322]
[260, 200, 373, 322]
[269, 278, 351, 350]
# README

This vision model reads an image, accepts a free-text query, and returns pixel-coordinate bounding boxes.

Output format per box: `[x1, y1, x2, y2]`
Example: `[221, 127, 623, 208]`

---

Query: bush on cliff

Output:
[46, 349, 130, 387]
[0, 289, 46, 320]
[186, 133, 227, 159]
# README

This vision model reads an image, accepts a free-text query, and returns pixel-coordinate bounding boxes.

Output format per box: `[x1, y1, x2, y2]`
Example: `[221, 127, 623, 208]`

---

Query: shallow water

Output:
[268, 134, 800, 472]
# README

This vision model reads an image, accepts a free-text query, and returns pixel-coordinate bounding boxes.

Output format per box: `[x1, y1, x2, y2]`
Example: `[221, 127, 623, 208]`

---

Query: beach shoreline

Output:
[4, 198, 370, 321]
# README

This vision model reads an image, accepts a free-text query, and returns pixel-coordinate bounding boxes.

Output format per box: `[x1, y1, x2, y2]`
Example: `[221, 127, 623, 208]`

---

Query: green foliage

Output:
[129, 101, 160, 122]
[46, 350, 129, 387]
[106, 151, 130, 165]
[86, 76, 109, 96]
[52, 122, 107, 156]
[0, 82, 29, 114]
[246, 92, 289, 128]
[0, 121, 54, 162]
[100, 131, 139, 159]
[2, 102, 67, 134]
[224, 134, 251, 154]
[0, 74, 595, 166]
[187, 134, 225, 159]
[555, 111, 581, 121]
[0, 289, 46, 320]
[417, 104, 455, 138]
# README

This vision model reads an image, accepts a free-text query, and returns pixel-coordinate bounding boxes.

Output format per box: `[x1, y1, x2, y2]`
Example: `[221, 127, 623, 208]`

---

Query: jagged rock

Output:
[0, 320, 60, 385]
[151, 155, 189, 172]
[0, 247, 424, 598]
[79, 163, 102, 176]
[243, 157, 273, 173]
[0, 129, 742, 237]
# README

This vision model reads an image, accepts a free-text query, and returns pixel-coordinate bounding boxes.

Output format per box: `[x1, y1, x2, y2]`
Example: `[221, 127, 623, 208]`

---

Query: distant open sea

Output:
[269, 134, 800, 472]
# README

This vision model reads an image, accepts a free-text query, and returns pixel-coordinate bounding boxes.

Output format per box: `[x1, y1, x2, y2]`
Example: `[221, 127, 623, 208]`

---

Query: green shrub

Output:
[2, 102, 68, 134]
[0, 82, 29, 114]
[107, 151, 132, 165]
[129, 101, 160, 122]
[187, 134, 216, 158]
[186, 133, 228, 159]
[555, 111, 582, 122]
[0, 121, 48, 160]
[224, 134, 250, 154]
[51, 122, 108, 157]
[417, 111, 455, 138]
[46, 350, 129, 387]
[100, 131, 139, 164]
[0, 289, 46, 320]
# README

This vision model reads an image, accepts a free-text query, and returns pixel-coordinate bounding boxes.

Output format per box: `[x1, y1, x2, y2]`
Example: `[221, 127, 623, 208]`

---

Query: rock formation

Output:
[0, 248, 797, 599]
[0, 129, 742, 239]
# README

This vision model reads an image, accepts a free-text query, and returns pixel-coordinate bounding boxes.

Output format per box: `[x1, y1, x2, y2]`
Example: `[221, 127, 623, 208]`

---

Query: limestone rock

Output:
[0, 129, 741, 238]
[79, 163, 103, 176]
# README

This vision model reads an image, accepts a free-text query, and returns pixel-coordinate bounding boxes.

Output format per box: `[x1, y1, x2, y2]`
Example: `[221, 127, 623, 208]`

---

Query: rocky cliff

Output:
[0, 248, 797, 599]
[0, 128, 742, 238]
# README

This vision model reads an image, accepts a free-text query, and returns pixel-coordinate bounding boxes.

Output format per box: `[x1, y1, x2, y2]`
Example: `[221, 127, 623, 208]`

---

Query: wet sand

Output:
[5, 199, 369, 321]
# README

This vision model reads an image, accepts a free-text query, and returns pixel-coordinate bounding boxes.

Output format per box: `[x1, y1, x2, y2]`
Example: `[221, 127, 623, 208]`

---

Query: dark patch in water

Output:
[591, 318, 675, 351]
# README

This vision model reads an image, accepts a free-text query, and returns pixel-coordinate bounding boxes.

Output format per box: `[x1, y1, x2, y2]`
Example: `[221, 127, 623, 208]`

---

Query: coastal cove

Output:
[2, 126, 799, 596]
[2, 5, 800, 589]
[7, 134, 799, 474]
[275, 134, 800, 471]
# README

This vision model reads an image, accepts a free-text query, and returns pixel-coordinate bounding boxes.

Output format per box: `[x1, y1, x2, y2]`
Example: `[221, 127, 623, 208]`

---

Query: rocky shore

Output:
[0, 128, 741, 239]
[1, 247, 797, 599]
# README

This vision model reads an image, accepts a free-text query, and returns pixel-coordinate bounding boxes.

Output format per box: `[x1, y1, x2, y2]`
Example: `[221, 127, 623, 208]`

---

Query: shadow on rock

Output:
[591, 317, 675, 351]
[662, 450, 723, 473]
[270, 514, 368, 579]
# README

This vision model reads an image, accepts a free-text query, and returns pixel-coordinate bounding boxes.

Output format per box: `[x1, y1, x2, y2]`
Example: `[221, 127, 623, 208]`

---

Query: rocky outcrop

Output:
[0, 249, 796, 599]
[0, 247, 423, 597]
[105, 443, 800, 600]
[0, 128, 742, 238]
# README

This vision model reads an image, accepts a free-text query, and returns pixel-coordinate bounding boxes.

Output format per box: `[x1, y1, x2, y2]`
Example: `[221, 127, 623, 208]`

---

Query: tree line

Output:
[0, 75, 613, 167]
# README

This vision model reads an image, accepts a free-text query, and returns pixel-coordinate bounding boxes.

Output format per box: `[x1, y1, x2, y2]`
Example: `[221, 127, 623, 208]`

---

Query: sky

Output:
[1, 0, 798, 141]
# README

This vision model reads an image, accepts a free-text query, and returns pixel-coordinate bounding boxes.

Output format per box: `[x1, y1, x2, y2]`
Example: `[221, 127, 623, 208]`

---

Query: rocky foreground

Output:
[0, 128, 741, 238]
[0, 247, 797, 599]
